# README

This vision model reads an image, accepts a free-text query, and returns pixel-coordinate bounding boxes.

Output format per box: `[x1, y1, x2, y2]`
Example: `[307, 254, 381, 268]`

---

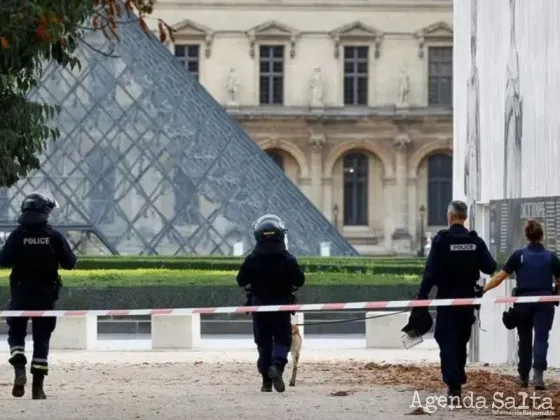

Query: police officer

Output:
[237, 215, 305, 393]
[417, 201, 497, 400]
[0, 191, 77, 399]
[483, 219, 560, 390]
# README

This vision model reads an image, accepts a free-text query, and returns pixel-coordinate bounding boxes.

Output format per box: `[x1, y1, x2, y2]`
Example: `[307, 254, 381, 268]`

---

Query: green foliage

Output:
[74, 256, 426, 275]
[0, 0, 166, 187]
[0, 268, 421, 288]
[0, 0, 89, 187]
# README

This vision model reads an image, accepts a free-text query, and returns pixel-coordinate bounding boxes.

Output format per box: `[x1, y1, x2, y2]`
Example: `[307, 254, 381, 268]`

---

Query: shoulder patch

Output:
[450, 244, 477, 251]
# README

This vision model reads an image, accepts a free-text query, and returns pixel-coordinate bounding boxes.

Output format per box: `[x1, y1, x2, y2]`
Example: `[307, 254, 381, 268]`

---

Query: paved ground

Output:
[0, 336, 558, 419]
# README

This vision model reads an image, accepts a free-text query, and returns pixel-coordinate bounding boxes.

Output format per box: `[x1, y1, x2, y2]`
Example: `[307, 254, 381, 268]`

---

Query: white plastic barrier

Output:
[291, 312, 304, 340]
[51, 316, 97, 350]
[548, 308, 560, 368]
[478, 281, 512, 364]
[365, 311, 410, 348]
[151, 314, 201, 349]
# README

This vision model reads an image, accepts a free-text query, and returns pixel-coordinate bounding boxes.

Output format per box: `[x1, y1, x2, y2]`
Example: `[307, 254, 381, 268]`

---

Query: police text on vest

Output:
[450, 244, 477, 251]
[23, 237, 50, 245]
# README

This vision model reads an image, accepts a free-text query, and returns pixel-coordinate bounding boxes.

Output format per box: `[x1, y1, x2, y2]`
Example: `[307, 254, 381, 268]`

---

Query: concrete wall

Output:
[453, 0, 560, 367]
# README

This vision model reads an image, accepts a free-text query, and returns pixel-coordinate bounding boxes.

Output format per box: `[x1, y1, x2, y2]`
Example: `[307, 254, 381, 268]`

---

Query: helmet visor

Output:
[31, 190, 60, 209]
[253, 214, 285, 230]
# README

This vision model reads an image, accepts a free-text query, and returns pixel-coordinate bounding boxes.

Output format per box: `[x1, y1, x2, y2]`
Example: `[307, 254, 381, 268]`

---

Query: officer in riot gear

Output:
[237, 215, 305, 393]
[416, 200, 497, 401]
[484, 219, 560, 390]
[0, 191, 77, 399]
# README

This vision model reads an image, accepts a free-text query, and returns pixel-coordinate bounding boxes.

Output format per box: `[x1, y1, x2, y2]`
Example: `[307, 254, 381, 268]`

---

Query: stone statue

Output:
[309, 67, 325, 107]
[397, 68, 410, 108]
[226, 68, 240, 106]
[393, 132, 411, 150]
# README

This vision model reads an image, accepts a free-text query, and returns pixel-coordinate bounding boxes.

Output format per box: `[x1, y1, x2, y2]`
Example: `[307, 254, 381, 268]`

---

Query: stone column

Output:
[391, 132, 412, 254]
[322, 177, 333, 222]
[308, 132, 326, 209]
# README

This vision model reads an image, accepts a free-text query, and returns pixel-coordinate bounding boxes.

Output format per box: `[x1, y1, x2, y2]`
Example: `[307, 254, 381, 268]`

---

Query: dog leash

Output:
[294, 309, 486, 332]
[292, 310, 410, 327]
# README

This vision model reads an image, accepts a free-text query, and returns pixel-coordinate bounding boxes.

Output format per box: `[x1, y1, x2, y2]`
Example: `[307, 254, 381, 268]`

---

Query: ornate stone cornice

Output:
[171, 19, 215, 57]
[413, 21, 453, 58]
[328, 21, 385, 59]
[245, 20, 301, 58]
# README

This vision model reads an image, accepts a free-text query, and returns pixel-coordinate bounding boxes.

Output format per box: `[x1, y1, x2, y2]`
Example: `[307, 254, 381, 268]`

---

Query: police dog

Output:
[289, 324, 302, 386]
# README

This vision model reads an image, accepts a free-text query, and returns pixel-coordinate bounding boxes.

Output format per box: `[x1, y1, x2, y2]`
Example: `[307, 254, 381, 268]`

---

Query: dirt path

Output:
[1, 358, 558, 419]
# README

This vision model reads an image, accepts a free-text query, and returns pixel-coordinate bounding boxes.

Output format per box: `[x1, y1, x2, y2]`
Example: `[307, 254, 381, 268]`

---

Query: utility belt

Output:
[10, 275, 62, 301]
[503, 285, 559, 330]
[244, 287, 298, 314]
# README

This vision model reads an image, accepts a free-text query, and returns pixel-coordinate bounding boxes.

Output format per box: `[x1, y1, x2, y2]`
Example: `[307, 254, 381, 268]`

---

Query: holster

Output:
[473, 284, 483, 311]
[54, 276, 63, 301]
[288, 290, 297, 315]
[244, 287, 252, 314]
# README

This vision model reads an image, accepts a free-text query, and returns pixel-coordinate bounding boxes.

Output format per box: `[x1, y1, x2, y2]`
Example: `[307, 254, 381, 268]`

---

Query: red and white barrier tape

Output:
[0, 295, 558, 317]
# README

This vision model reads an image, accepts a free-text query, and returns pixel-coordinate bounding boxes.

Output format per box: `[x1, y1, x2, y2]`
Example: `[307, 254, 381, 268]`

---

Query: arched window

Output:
[266, 150, 284, 171]
[343, 153, 368, 225]
[427, 154, 452, 226]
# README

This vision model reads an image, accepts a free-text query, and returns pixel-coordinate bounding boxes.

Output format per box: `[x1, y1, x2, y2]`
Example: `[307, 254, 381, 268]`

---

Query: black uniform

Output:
[502, 243, 560, 388]
[0, 191, 76, 399]
[417, 223, 496, 396]
[237, 216, 305, 393]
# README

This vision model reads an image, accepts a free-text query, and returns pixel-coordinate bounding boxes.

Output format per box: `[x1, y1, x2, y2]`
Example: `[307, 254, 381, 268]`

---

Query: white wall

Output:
[454, 0, 560, 367]
[453, 0, 560, 203]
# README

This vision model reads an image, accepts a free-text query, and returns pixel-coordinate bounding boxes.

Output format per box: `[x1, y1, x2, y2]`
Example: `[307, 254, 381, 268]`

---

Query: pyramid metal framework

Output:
[0, 14, 357, 256]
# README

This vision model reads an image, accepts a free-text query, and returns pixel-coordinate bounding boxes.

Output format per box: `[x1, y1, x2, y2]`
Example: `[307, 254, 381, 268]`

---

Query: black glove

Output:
[553, 284, 559, 307]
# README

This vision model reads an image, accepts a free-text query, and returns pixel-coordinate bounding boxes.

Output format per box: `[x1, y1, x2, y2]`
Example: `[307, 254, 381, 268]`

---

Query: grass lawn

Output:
[0, 269, 421, 288]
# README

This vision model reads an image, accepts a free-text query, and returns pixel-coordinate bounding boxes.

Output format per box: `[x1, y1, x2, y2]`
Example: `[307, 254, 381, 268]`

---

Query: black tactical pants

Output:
[251, 299, 292, 375]
[434, 306, 476, 389]
[514, 302, 555, 376]
[7, 287, 57, 375]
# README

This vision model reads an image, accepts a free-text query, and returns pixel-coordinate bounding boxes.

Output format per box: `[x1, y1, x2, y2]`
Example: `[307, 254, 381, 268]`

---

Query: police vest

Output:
[12, 226, 58, 285]
[515, 248, 554, 294]
[437, 230, 481, 297]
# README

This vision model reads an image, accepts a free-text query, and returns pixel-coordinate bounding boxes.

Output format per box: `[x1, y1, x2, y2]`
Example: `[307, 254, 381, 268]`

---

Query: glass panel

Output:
[13, 18, 357, 257]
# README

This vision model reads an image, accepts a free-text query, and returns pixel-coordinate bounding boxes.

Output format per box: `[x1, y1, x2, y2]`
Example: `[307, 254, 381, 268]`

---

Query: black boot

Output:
[12, 365, 27, 398]
[533, 369, 546, 391]
[447, 386, 462, 406]
[261, 374, 273, 392]
[268, 365, 285, 393]
[32, 374, 47, 400]
[517, 374, 529, 388]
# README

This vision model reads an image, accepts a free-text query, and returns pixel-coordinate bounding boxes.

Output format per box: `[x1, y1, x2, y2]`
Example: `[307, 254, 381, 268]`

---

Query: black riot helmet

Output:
[253, 214, 287, 243]
[401, 306, 433, 338]
[21, 190, 59, 215]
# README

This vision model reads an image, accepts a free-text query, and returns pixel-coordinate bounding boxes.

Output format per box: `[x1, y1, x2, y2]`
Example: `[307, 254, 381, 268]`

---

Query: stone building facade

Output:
[153, 0, 454, 255]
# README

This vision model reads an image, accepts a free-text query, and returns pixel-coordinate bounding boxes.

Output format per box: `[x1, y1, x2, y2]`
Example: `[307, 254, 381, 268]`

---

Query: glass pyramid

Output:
[0, 13, 357, 256]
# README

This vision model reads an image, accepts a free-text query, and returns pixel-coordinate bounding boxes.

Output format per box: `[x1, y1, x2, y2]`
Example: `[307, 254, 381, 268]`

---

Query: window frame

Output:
[258, 45, 285, 106]
[342, 152, 369, 226]
[426, 153, 453, 226]
[174, 44, 201, 80]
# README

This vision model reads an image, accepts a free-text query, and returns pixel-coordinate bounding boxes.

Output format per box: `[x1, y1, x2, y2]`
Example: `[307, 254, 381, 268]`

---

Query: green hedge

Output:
[0, 269, 421, 288]
[75, 256, 426, 275]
